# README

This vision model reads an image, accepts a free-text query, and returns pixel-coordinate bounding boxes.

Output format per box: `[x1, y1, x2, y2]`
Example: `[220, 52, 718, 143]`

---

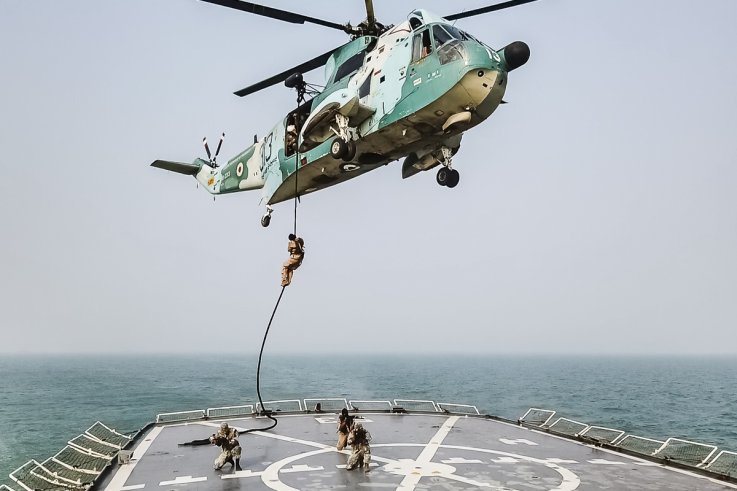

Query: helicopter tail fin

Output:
[151, 158, 223, 195]
[151, 159, 202, 175]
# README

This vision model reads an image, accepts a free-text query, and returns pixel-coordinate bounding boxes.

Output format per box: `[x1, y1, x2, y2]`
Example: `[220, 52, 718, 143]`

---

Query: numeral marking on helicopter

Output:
[264, 133, 273, 161]
[486, 47, 501, 62]
[261, 132, 274, 173]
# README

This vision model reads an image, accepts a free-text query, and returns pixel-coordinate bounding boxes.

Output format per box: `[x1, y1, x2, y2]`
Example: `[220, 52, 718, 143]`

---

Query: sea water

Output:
[1, 354, 736, 484]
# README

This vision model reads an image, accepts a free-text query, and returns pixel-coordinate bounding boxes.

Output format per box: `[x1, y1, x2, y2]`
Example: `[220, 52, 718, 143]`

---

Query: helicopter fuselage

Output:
[184, 9, 528, 210]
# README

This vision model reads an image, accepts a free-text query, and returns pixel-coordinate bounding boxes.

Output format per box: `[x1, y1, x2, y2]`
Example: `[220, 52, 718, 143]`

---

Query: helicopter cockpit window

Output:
[461, 30, 486, 46]
[432, 25, 467, 65]
[432, 25, 453, 48]
[411, 29, 433, 62]
[443, 25, 467, 41]
[437, 40, 466, 65]
[333, 51, 366, 83]
[409, 16, 422, 30]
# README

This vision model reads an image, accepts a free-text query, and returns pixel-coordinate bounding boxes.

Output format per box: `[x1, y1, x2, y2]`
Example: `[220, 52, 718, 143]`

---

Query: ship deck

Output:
[95, 411, 736, 491]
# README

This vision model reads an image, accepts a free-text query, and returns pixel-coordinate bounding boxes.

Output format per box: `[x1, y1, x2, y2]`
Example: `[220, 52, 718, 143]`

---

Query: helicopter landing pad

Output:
[101, 413, 736, 491]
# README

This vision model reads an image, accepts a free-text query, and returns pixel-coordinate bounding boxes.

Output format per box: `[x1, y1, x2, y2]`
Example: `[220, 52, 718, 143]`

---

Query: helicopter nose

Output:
[501, 41, 530, 71]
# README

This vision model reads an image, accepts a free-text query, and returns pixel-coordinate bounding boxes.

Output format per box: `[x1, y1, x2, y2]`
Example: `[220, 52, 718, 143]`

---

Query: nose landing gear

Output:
[436, 146, 459, 188]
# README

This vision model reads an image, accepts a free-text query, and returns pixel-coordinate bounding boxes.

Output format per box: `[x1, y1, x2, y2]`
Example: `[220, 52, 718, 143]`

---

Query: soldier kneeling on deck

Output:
[211, 422, 242, 471]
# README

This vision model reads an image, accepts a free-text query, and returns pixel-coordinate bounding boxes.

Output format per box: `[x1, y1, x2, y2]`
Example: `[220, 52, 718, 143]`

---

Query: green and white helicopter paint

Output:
[152, 0, 533, 227]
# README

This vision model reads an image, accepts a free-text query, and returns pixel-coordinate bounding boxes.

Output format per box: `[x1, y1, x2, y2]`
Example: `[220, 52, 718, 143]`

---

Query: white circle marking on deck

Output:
[256, 415, 579, 491]
[259, 443, 580, 491]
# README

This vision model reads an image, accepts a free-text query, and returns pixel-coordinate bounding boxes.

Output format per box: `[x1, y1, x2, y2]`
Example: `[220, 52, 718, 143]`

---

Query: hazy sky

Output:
[1, 0, 735, 355]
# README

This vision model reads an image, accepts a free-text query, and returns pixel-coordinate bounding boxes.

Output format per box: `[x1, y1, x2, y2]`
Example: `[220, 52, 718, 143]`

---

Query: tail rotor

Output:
[202, 132, 225, 167]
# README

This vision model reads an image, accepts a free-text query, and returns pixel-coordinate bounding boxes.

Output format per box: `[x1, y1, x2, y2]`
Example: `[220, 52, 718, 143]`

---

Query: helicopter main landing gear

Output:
[330, 137, 356, 161]
[261, 206, 273, 227]
[436, 146, 459, 188]
[329, 114, 357, 162]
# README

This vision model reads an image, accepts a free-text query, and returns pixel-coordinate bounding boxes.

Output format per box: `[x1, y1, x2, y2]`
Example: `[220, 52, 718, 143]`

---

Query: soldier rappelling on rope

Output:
[281, 233, 305, 287]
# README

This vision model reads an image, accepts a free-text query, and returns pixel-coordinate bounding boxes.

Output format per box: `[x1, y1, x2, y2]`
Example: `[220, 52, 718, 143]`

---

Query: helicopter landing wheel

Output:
[446, 169, 460, 188]
[260, 206, 273, 227]
[330, 138, 348, 160]
[342, 141, 356, 161]
[436, 167, 450, 186]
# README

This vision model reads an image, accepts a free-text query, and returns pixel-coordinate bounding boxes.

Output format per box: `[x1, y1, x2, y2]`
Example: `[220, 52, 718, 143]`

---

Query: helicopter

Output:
[151, 0, 534, 227]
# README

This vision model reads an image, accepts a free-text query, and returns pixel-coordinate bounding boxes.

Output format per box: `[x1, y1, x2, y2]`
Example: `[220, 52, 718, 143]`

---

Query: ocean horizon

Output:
[1, 353, 735, 484]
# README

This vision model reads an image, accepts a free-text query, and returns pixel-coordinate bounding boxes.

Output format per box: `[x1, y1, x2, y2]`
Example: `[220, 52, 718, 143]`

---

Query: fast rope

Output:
[293, 144, 299, 236]
[246, 109, 303, 434]
[245, 286, 285, 433]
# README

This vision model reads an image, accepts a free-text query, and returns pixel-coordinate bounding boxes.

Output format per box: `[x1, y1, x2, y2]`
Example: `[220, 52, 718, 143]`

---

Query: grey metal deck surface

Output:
[99, 412, 737, 491]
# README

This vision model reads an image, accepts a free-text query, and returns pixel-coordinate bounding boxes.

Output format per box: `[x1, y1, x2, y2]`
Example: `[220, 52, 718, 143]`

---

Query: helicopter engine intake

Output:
[500, 41, 530, 71]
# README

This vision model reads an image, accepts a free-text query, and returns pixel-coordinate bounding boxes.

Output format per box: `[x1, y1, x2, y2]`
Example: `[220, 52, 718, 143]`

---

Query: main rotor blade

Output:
[445, 0, 538, 21]
[364, 0, 376, 27]
[201, 0, 347, 32]
[234, 48, 336, 97]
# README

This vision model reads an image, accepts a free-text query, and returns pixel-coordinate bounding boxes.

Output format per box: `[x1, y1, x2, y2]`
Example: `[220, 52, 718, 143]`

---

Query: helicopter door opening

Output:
[285, 107, 309, 158]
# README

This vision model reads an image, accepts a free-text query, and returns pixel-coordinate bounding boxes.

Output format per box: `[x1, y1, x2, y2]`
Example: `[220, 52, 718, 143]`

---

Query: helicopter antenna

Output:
[202, 132, 225, 167]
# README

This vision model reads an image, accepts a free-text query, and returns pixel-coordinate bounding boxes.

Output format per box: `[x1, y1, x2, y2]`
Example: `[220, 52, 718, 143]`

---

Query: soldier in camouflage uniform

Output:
[211, 422, 242, 471]
[345, 423, 371, 472]
[281, 234, 305, 287]
[336, 408, 354, 451]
